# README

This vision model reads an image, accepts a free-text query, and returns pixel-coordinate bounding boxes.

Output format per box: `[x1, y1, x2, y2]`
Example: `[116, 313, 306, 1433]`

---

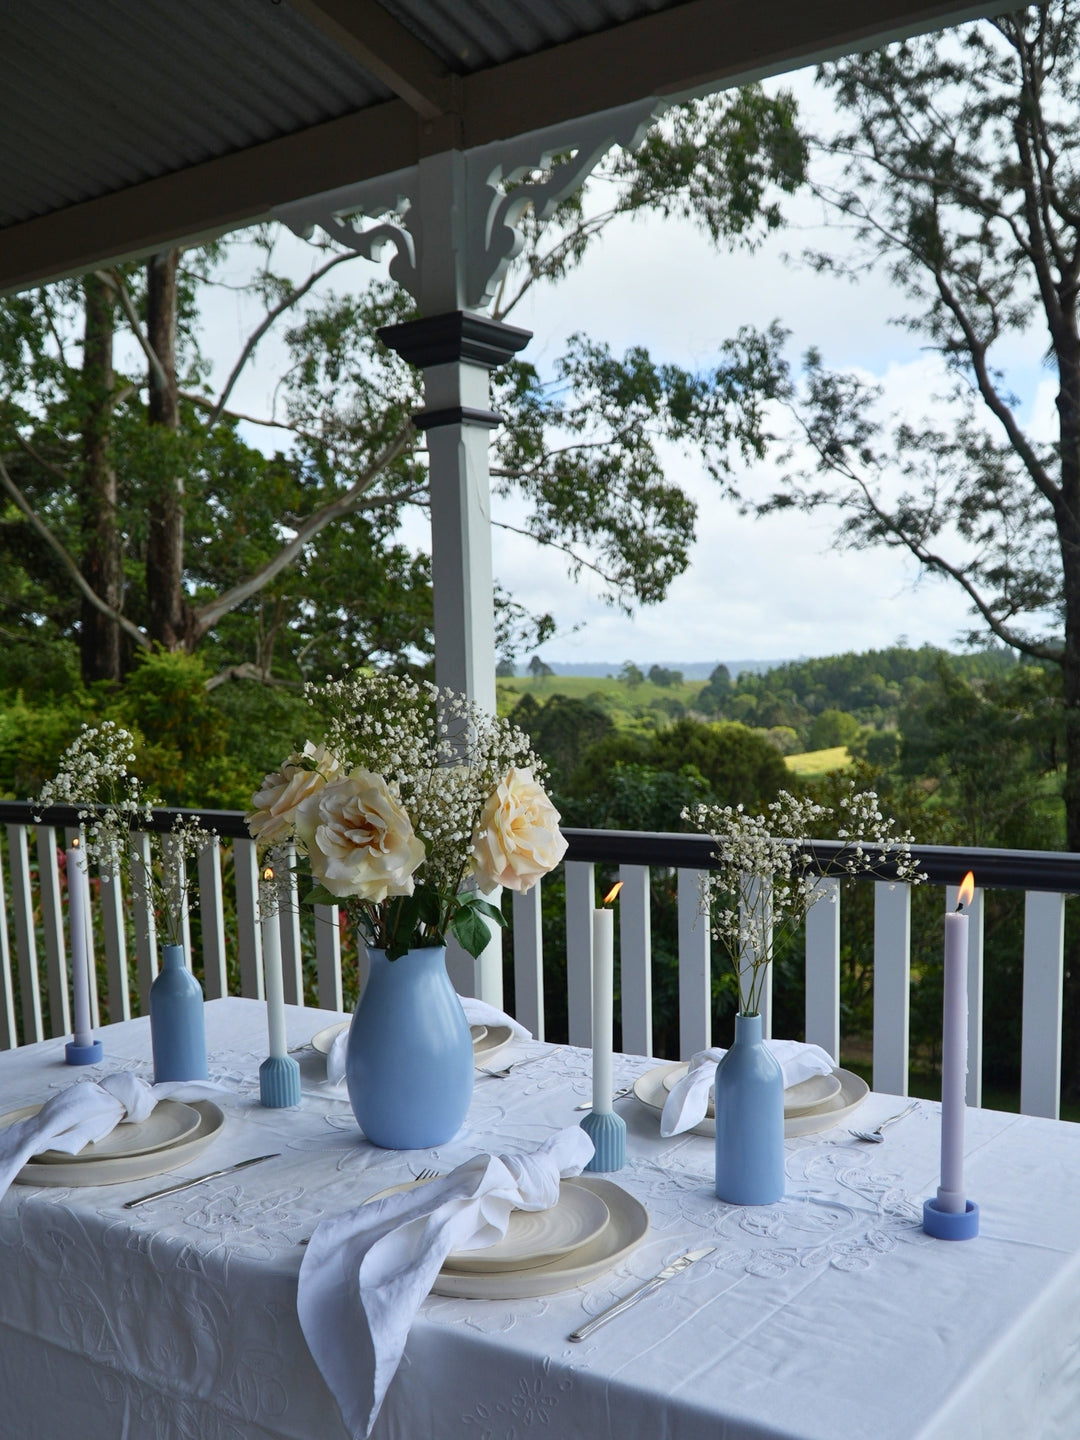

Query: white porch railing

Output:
[1, 804, 1076, 1119]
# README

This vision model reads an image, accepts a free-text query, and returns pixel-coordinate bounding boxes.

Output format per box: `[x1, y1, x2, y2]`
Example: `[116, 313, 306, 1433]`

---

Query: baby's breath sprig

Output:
[684, 787, 925, 1017]
[36, 723, 216, 949]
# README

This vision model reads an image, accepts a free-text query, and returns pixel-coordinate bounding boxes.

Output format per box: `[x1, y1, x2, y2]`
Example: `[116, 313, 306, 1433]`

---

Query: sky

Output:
[194, 62, 1054, 671]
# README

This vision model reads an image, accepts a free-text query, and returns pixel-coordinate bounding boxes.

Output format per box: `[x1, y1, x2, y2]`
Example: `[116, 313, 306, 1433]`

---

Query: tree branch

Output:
[191, 423, 416, 639]
[206, 250, 360, 429]
[99, 269, 169, 393]
[0, 453, 151, 652]
[491, 517, 626, 593]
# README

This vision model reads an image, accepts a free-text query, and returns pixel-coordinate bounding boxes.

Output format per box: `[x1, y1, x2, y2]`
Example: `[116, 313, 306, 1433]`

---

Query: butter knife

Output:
[122, 1153, 280, 1209]
[574, 1085, 632, 1111]
[568, 1245, 715, 1341]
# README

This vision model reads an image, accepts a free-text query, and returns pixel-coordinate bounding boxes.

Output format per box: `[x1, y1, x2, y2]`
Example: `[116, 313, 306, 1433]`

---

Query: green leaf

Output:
[304, 884, 340, 907]
[460, 894, 508, 928]
[450, 906, 492, 959]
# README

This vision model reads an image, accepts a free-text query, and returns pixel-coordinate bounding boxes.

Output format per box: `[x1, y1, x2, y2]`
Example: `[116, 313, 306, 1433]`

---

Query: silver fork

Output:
[299, 1169, 441, 1243]
[478, 1061, 521, 1079]
[849, 1100, 920, 1143]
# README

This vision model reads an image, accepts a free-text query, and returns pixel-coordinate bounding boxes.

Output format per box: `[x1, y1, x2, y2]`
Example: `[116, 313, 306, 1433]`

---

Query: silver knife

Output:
[122, 1153, 280, 1209]
[574, 1085, 633, 1111]
[568, 1246, 715, 1342]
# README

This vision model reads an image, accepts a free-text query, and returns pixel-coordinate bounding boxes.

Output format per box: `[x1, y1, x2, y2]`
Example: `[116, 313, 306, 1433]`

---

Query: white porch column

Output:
[379, 310, 531, 1002]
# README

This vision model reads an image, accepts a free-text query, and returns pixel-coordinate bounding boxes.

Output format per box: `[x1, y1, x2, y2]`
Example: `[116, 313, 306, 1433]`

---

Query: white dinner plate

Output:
[20, 1100, 204, 1164]
[309, 1020, 509, 1063]
[634, 1064, 868, 1137]
[366, 1175, 612, 1273]
[310, 1021, 349, 1055]
[431, 1177, 649, 1300]
[658, 1067, 841, 1114]
[9, 1100, 226, 1187]
[471, 1024, 513, 1063]
[782, 1072, 843, 1116]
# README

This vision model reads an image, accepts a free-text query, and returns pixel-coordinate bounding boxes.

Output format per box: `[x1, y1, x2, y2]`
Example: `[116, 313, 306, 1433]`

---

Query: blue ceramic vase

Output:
[345, 945, 474, 1149]
[714, 1012, 785, 1205]
[149, 944, 208, 1082]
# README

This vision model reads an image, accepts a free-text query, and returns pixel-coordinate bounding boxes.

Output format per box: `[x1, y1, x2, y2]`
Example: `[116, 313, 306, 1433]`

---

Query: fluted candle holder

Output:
[580, 1108, 626, 1172]
[260, 1053, 301, 1108]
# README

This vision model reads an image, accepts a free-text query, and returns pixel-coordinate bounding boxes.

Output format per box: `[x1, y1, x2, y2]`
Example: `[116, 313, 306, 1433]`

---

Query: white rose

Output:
[246, 742, 345, 843]
[472, 767, 568, 895]
[294, 768, 425, 902]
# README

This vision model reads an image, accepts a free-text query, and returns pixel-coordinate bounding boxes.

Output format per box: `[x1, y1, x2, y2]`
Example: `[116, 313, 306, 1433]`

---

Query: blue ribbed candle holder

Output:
[260, 1054, 301, 1108]
[580, 1109, 626, 1172]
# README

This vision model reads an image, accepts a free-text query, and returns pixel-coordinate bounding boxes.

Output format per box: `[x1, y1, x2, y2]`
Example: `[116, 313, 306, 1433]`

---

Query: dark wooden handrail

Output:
[3, 802, 1079, 894]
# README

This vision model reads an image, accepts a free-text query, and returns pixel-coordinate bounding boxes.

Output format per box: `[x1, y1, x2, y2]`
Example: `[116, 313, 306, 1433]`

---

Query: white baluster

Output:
[678, 868, 710, 1059]
[1020, 890, 1065, 1119]
[872, 882, 911, 1096]
[619, 863, 651, 1057]
[565, 861, 594, 1048]
[805, 877, 840, 1061]
[512, 883, 544, 1042]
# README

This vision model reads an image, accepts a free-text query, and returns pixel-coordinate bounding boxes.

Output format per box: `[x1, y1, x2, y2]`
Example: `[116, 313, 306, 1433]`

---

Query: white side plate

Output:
[11, 1101, 226, 1187]
[431, 1178, 649, 1300]
[21, 1100, 204, 1164]
[635, 1064, 868, 1137]
[365, 1176, 612, 1273]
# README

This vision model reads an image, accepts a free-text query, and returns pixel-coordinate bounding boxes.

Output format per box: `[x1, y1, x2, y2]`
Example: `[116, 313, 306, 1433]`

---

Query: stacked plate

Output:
[0, 1099, 226, 1187]
[365, 1175, 649, 1299]
[633, 1063, 869, 1138]
[309, 1021, 514, 1067]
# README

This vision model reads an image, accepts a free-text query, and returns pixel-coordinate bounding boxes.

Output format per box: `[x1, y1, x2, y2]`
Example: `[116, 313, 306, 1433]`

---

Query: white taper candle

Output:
[938, 884, 971, 1214]
[260, 872, 287, 1059]
[591, 905, 614, 1113]
[67, 841, 93, 1047]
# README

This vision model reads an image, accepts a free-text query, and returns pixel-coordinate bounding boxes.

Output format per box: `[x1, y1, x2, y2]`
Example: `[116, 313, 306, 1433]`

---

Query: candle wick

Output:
[955, 902, 964, 913]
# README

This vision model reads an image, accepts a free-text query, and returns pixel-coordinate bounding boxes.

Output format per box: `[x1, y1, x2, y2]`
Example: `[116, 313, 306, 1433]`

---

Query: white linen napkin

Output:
[0, 1074, 224, 1197]
[325, 996, 532, 1086]
[297, 1125, 594, 1438]
[660, 1041, 836, 1137]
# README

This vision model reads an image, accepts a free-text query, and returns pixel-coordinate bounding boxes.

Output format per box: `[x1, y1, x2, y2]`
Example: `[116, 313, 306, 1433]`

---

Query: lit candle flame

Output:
[957, 871, 975, 910]
[262, 866, 274, 883]
[71, 836, 80, 849]
[603, 882, 623, 905]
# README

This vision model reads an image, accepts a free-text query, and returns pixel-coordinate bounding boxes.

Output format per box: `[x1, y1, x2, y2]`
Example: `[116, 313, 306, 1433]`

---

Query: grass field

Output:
[785, 746, 851, 776]
[496, 672, 709, 724]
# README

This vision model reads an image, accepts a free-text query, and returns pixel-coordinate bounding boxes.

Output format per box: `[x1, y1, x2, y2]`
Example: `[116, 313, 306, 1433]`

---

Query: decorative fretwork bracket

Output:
[272, 99, 664, 314]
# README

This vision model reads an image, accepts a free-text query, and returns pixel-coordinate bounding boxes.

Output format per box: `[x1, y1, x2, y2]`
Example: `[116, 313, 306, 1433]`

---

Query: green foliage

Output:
[808, 708, 861, 750]
[509, 692, 613, 790]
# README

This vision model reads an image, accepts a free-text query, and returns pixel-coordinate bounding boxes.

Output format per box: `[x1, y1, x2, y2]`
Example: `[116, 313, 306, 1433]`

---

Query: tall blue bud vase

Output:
[346, 946, 473, 1149]
[150, 944, 209, 1082]
[714, 1012, 785, 1205]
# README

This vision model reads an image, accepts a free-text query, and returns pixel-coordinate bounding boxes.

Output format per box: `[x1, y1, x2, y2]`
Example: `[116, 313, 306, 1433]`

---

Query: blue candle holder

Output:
[923, 1197, 979, 1240]
[580, 1109, 626, 1172]
[260, 1054, 301, 1108]
[65, 1037, 103, 1066]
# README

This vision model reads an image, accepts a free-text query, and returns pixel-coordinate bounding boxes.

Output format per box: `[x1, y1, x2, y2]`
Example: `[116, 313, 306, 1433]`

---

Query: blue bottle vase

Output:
[149, 944, 208, 1082]
[346, 945, 474, 1149]
[714, 1012, 785, 1205]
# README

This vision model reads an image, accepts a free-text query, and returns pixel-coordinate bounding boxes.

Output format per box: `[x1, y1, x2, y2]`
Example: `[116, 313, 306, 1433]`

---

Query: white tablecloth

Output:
[1, 998, 1078, 1440]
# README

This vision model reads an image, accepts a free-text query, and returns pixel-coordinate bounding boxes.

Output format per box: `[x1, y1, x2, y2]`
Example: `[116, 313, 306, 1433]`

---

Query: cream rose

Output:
[246, 742, 344, 843]
[294, 768, 425, 902]
[471, 767, 568, 895]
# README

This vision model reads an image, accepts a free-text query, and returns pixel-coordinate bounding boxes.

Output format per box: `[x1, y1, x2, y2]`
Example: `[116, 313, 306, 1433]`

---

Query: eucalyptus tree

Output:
[756, 5, 1080, 850]
[0, 87, 803, 690]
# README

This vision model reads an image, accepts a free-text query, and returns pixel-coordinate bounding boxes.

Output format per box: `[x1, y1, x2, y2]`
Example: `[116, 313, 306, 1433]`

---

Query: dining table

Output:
[1, 996, 1079, 1440]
